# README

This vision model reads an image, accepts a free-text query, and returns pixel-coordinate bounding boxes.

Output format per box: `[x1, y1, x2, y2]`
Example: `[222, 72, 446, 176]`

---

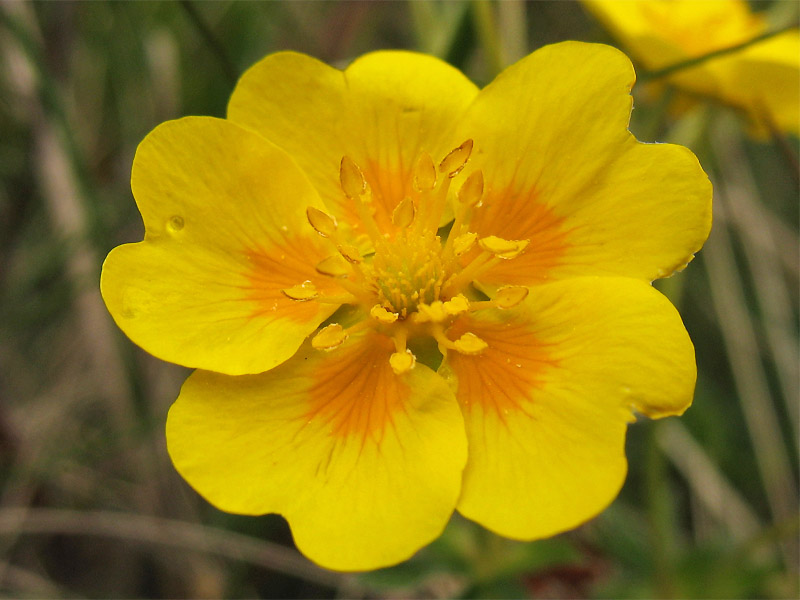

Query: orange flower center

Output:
[283, 140, 530, 374]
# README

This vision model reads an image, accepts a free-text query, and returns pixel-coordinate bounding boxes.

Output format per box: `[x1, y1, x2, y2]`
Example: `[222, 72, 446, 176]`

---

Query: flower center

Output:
[283, 140, 530, 374]
[371, 233, 444, 317]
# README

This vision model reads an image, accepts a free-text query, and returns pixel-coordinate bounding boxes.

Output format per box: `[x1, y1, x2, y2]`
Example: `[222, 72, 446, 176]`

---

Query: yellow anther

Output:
[306, 207, 337, 237]
[478, 235, 530, 259]
[281, 281, 318, 301]
[452, 232, 478, 256]
[338, 244, 362, 264]
[311, 323, 348, 350]
[414, 301, 448, 323]
[439, 139, 473, 178]
[389, 350, 416, 375]
[315, 255, 351, 278]
[494, 285, 529, 309]
[453, 332, 488, 355]
[340, 156, 366, 200]
[370, 304, 399, 324]
[413, 152, 437, 191]
[443, 294, 470, 315]
[392, 197, 416, 229]
[457, 170, 484, 206]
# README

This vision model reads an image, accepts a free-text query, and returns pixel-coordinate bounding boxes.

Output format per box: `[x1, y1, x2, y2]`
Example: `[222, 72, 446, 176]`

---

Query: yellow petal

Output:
[227, 51, 479, 236]
[167, 329, 466, 571]
[726, 31, 800, 137]
[439, 276, 695, 539]
[460, 42, 711, 285]
[101, 117, 339, 375]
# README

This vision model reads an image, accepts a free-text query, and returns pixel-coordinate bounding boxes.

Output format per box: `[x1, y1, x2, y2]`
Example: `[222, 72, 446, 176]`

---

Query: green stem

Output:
[641, 25, 797, 82]
[646, 420, 676, 598]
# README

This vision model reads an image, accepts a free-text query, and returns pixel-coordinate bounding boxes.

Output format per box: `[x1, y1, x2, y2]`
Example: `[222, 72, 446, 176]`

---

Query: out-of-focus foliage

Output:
[0, 1, 797, 598]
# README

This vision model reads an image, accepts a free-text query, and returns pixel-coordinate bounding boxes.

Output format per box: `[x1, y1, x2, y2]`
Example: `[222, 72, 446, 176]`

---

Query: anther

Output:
[439, 139, 473, 178]
[452, 232, 478, 256]
[311, 323, 348, 350]
[306, 207, 337, 237]
[281, 281, 318, 301]
[457, 170, 484, 206]
[413, 153, 437, 192]
[315, 255, 351, 278]
[340, 156, 366, 200]
[453, 332, 488, 355]
[389, 350, 416, 375]
[370, 304, 399, 324]
[392, 197, 415, 229]
[414, 301, 448, 323]
[443, 294, 470, 316]
[478, 235, 530, 259]
[338, 244, 362, 264]
[494, 286, 529, 309]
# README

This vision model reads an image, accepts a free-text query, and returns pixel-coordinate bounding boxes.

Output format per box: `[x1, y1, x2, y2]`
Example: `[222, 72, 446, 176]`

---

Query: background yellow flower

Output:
[0, 1, 797, 597]
[583, 0, 800, 136]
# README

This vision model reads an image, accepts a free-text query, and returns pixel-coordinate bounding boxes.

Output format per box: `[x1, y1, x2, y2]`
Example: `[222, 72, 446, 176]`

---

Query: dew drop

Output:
[167, 215, 184, 234]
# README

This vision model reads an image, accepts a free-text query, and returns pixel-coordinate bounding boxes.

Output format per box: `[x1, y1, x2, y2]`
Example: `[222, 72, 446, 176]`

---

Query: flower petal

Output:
[101, 117, 340, 375]
[227, 51, 479, 234]
[460, 42, 712, 284]
[167, 328, 466, 571]
[727, 31, 800, 136]
[439, 276, 696, 539]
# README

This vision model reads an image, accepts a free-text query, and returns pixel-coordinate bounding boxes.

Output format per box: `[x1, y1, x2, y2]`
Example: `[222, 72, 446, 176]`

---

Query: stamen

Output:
[389, 350, 416, 375]
[457, 171, 484, 206]
[453, 332, 488, 355]
[306, 207, 338, 238]
[413, 301, 448, 323]
[452, 232, 477, 256]
[439, 139, 473, 178]
[338, 244, 362, 264]
[443, 294, 470, 315]
[315, 255, 351, 278]
[281, 281, 318, 301]
[311, 323, 348, 350]
[370, 304, 399, 324]
[413, 153, 437, 192]
[442, 171, 483, 261]
[340, 155, 385, 248]
[432, 326, 487, 356]
[478, 236, 530, 259]
[392, 197, 415, 229]
[494, 285, 529, 309]
[340, 156, 366, 200]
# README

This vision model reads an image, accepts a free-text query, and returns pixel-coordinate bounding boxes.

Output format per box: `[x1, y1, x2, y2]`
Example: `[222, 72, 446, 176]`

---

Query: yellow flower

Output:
[101, 42, 711, 571]
[583, 0, 800, 136]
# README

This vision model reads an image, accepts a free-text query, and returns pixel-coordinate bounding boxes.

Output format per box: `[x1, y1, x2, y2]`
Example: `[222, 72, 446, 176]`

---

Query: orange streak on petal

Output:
[445, 314, 558, 418]
[363, 159, 415, 235]
[245, 234, 343, 323]
[305, 331, 408, 443]
[468, 186, 570, 285]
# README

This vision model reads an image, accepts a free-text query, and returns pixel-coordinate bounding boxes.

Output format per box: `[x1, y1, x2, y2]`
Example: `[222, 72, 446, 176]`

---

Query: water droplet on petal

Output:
[166, 215, 184, 234]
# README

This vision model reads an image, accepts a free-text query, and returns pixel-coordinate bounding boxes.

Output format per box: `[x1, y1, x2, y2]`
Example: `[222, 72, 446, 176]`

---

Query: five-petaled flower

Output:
[101, 42, 712, 571]
[583, 0, 800, 136]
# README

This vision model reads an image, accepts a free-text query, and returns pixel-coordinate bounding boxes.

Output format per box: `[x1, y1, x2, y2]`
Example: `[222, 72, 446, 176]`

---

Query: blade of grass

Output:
[712, 126, 799, 445]
[0, 508, 364, 594]
[702, 122, 798, 568]
[657, 420, 761, 541]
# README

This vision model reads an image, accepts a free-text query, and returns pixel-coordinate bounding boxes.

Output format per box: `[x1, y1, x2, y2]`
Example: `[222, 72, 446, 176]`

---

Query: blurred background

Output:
[0, 1, 797, 598]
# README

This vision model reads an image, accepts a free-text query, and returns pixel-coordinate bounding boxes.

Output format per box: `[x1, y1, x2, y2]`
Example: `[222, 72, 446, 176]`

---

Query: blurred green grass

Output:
[0, 1, 797, 598]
